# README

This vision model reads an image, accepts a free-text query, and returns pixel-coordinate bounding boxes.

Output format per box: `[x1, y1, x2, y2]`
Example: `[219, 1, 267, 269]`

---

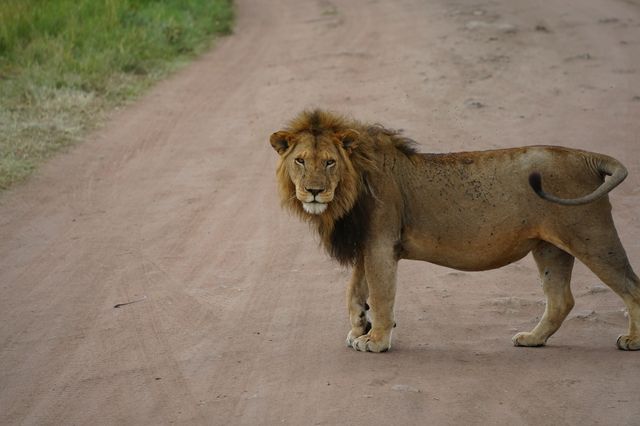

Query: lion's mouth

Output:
[302, 201, 328, 215]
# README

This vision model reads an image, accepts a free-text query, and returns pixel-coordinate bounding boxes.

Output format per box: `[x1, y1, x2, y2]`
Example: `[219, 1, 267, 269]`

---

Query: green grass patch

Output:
[0, 0, 233, 190]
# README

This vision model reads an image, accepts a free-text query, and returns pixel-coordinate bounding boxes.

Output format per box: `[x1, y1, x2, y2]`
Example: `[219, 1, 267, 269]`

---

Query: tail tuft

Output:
[529, 172, 543, 196]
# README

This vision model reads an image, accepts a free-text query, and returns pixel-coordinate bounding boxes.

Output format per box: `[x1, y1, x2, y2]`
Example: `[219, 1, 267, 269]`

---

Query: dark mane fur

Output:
[288, 109, 351, 137]
[323, 176, 375, 266]
[367, 124, 419, 158]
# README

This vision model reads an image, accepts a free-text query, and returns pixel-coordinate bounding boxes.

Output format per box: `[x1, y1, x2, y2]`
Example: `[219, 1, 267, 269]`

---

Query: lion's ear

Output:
[336, 129, 360, 153]
[270, 131, 293, 155]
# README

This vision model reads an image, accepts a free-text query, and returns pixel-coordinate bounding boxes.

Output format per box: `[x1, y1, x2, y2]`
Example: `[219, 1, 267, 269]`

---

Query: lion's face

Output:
[270, 129, 359, 216]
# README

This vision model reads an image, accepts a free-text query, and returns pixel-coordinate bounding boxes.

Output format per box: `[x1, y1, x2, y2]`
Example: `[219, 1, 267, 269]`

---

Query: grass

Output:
[0, 0, 233, 190]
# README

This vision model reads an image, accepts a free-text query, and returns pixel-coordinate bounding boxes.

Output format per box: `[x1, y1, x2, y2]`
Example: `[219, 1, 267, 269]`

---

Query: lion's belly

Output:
[400, 228, 539, 271]
[399, 163, 543, 270]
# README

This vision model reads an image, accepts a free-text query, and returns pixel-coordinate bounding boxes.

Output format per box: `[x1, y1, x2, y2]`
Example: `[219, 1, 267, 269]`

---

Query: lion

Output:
[269, 109, 640, 353]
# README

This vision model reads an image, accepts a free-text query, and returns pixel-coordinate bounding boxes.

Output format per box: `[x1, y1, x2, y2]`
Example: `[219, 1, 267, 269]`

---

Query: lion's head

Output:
[269, 110, 375, 222]
[270, 127, 362, 216]
[269, 109, 414, 265]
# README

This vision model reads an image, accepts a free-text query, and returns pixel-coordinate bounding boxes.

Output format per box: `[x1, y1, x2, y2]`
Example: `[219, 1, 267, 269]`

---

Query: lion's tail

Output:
[529, 155, 628, 206]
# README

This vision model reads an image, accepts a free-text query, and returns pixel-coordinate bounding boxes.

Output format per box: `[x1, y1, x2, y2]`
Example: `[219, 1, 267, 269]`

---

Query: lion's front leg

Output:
[346, 259, 371, 348]
[350, 246, 397, 353]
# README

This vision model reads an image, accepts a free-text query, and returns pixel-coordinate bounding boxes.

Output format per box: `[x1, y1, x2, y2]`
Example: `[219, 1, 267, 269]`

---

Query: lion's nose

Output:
[306, 188, 324, 197]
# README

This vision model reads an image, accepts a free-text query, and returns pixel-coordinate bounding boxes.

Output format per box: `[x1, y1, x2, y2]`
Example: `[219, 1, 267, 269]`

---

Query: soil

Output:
[1, 0, 640, 425]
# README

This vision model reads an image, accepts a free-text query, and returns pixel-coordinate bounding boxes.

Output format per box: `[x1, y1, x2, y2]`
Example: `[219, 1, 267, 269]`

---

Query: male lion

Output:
[269, 109, 640, 353]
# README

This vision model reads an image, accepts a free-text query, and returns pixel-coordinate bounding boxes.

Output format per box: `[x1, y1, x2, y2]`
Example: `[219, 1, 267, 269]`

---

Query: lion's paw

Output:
[616, 335, 640, 351]
[512, 332, 546, 347]
[349, 332, 391, 353]
[346, 330, 360, 348]
[346, 322, 372, 348]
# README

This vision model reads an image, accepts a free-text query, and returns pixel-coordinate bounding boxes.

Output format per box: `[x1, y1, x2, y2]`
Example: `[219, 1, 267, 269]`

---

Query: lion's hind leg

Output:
[513, 241, 575, 347]
[615, 272, 640, 350]
[574, 239, 640, 351]
[346, 259, 371, 348]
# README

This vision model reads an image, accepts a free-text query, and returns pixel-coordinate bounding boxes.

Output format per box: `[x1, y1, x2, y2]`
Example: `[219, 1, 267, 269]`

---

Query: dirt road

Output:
[1, 0, 639, 424]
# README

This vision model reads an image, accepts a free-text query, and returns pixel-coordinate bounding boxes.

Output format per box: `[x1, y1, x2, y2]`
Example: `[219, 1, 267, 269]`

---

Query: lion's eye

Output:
[295, 158, 305, 166]
[326, 159, 336, 168]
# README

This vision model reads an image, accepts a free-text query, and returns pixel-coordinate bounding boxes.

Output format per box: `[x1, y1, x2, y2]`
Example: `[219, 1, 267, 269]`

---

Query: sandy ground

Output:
[1, 0, 640, 424]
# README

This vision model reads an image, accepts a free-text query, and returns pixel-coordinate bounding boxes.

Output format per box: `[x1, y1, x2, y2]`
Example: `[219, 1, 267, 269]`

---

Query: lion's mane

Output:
[275, 110, 418, 265]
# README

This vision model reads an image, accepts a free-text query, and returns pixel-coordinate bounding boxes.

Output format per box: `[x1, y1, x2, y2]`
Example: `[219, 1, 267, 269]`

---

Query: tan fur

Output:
[270, 110, 640, 352]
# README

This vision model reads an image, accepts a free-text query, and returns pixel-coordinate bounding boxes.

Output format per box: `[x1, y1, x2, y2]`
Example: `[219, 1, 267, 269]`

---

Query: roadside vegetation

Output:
[0, 0, 233, 190]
